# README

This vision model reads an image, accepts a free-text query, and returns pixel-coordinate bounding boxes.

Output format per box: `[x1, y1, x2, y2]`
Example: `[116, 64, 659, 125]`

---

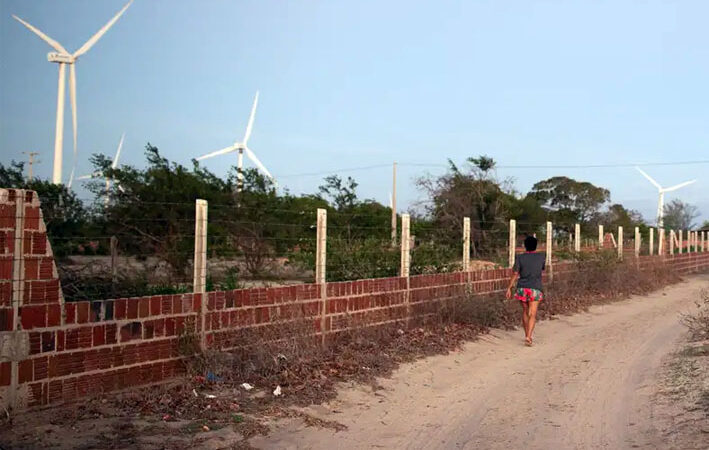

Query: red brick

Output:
[18, 359, 33, 383]
[93, 325, 106, 346]
[0, 257, 11, 280]
[161, 296, 173, 314]
[31, 233, 47, 255]
[150, 296, 161, 315]
[39, 258, 54, 279]
[47, 304, 60, 327]
[64, 303, 76, 324]
[138, 298, 150, 318]
[0, 308, 13, 331]
[0, 204, 15, 228]
[127, 299, 139, 319]
[105, 323, 118, 345]
[114, 299, 127, 319]
[33, 356, 48, 380]
[77, 302, 89, 323]
[0, 361, 11, 386]
[41, 331, 55, 352]
[24, 258, 39, 280]
[56, 330, 65, 352]
[0, 282, 11, 306]
[20, 305, 46, 329]
[48, 379, 63, 403]
[23, 206, 40, 230]
[165, 317, 175, 336]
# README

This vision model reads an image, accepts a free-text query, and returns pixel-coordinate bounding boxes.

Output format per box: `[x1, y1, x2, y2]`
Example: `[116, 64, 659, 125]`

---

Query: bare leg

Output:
[521, 302, 530, 339]
[526, 300, 540, 343]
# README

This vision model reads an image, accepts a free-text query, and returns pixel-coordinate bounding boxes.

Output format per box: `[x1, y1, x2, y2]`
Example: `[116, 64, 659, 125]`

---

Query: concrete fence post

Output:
[658, 229, 665, 256]
[679, 230, 683, 255]
[670, 230, 675, 256]
[634, 227, 640, 258]
[193, 199, 208, 292]
[598, 225, 604, 249]
[315, 209, 327, 285]
[702, 231, 706, 252]
[400, 214, 411, 277]
[546, 221, 553, 281]
[574, 223, 581, 252]
[509, 219, 517, 268]
[193, 199, 208, 350]
[649, 228, 654, 256]
[618, 226, 623, 260]
[315, 208, 327, 344]
[463, 217, 471, 272]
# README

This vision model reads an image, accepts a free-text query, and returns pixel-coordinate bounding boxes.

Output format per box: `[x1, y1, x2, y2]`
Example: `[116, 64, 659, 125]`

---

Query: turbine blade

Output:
[196, 145, 237, 161]
[243, 91, 259, 145]
[67, 64, 78, 190]
[73, 0, 133, 58]
[663, 180, 697, 192]
[12, 15, 69, 54]
[75, 174, 94, 180]
[244, 147, 274, 180]
[635, 167, 662, 190]
[112, 133, 125, 168]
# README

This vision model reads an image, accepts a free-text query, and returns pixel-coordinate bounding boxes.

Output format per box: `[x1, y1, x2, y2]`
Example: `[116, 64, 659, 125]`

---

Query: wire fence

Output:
[5, 195, 707, 302]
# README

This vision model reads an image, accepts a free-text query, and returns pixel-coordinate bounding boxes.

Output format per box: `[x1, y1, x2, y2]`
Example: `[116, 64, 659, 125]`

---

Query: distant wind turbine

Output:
[12, 0, 133, 186]
[196, 91, 275, 190]
[635, 167, 696, 227]
[77, 133, 126, 205]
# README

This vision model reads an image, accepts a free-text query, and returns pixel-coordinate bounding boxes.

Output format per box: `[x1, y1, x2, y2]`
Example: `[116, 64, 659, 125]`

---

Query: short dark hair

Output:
[524, 235, 538, 252]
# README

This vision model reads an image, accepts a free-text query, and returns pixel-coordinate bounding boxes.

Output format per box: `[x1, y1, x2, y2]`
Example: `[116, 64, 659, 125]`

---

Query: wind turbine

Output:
[77, 133, 126, 205]
[12, 0, 133, 186]
[635, 167, 696, 227]
[196, 91, 275, 190]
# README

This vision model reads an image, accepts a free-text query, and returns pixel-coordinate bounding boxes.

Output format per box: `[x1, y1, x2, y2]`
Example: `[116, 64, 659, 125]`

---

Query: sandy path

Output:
[250, 274, 708, 450]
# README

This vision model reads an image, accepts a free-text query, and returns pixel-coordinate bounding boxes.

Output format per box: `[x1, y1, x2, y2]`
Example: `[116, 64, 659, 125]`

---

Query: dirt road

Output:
[251, 274, 709, 449]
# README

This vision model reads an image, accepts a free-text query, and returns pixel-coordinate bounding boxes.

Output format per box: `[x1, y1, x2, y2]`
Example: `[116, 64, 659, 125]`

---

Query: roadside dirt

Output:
[251, 274, 709, 449]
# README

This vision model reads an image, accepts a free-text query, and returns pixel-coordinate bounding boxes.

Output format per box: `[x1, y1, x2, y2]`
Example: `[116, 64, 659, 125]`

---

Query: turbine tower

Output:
[635, 167, 696, 228]
[196, 91, 275, 190]
[12, 0, 133, 186]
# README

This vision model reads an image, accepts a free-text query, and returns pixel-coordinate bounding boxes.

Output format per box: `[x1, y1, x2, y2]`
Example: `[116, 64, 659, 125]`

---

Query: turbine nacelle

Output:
[47, 52, 74, 64]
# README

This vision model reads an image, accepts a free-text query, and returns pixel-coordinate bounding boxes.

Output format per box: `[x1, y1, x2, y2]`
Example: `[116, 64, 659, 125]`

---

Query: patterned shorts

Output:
[514, 288, 544, 303]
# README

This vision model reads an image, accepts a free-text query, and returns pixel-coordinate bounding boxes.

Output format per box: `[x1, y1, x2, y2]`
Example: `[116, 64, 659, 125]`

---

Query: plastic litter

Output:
[240, 383, 254, 391]
[273, 385, 282, 397]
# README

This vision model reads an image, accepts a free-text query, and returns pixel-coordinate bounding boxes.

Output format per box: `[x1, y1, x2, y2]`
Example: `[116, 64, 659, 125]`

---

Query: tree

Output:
[529, 176, 610, 232]
[0, 161, 87, 256]
[662, 200, 700, 230]
[595, 204, 646, 233]
[318, 175, 358, 210]
[417, 156, 515, 256]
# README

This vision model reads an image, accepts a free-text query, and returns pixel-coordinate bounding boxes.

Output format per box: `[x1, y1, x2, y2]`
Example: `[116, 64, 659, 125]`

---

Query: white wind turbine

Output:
[635, 167, 696, 228]
[12, 0, 133, 186]
[77, 133, 126, 205]
[196, 91, 275, 189]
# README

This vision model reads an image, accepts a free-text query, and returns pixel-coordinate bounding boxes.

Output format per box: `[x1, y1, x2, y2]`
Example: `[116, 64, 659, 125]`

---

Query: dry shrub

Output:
[540, 251, 680, 318]
[681, 289, 709, 341]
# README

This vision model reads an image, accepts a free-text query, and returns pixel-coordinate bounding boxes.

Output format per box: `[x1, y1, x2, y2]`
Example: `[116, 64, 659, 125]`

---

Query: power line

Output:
[274, 159, 709, 178]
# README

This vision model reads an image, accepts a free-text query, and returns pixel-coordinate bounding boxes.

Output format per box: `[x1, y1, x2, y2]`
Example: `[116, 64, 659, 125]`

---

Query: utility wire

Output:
[274, 159, 709, 178]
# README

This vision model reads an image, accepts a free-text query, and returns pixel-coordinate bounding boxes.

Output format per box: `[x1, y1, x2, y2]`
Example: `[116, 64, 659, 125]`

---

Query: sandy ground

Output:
[250, 274, 709, 450]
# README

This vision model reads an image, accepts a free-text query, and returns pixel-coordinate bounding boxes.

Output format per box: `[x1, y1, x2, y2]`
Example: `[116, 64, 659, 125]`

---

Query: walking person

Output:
[506, 235, 545, 346]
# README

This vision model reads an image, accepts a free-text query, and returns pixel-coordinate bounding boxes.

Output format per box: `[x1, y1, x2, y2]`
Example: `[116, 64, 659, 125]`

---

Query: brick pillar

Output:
[0, 189, 63, 410]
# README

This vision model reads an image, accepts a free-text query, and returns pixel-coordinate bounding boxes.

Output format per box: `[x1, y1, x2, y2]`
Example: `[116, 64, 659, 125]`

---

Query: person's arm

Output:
[505, 271, 519, 299]
[506, 257, 520, 299]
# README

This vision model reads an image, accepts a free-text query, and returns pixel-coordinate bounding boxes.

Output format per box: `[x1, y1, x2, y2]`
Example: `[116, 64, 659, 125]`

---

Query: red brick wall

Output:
[2, 189, 709, 410]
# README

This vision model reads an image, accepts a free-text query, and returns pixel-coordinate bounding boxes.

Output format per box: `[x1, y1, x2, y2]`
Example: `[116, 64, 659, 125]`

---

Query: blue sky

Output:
[1, 0, 707, 223]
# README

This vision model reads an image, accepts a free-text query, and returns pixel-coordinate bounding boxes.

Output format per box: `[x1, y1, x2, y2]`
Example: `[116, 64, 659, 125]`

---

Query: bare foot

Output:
[525, 338, 533, 347]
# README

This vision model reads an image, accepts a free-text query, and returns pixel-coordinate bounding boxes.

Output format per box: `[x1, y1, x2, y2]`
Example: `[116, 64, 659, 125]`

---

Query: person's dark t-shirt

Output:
[513, 252, 545, 291]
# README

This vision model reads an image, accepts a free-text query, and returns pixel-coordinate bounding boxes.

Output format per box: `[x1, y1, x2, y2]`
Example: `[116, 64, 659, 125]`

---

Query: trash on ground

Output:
[273, 385, 282, 397]
[240, 383, 254, 391]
